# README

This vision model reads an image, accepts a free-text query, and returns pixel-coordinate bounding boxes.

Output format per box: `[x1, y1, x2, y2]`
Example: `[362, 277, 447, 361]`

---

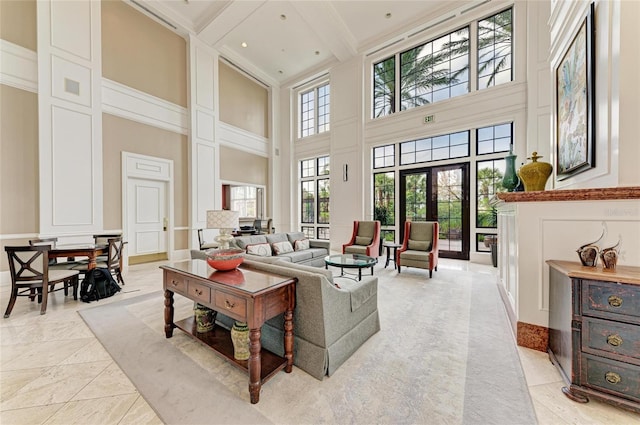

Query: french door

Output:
[399, 163, 469, 260]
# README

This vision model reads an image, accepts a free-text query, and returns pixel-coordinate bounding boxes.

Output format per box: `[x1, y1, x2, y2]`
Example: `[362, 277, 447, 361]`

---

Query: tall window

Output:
[478, 9, 513, 89]
[475, 122, 511, 251]
[299, 83, 330, 138]
[372, 7, 513, 118]
[230, 186, 257, 217]
[400, 27, 470, 110]
[374, 172, 396, 243]
[300, 156, 330, 239]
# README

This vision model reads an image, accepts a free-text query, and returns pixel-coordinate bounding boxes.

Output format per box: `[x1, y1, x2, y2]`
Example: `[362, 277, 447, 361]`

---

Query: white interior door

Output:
[127, 178, 167, 256]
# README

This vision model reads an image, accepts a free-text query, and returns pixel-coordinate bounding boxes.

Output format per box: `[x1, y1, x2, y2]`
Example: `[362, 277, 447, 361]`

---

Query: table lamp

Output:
[207, 210, 239, 250]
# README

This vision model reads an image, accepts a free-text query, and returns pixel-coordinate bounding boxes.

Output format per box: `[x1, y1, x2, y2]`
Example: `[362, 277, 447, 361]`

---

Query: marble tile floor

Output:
[0, 259, 638, 425]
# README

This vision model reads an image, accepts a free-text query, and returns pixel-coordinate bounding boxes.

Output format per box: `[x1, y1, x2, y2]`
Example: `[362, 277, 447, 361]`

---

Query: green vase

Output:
[502, 150, 519, 192]
[194, 303, 217, 333]
[230, 321, 250, 360]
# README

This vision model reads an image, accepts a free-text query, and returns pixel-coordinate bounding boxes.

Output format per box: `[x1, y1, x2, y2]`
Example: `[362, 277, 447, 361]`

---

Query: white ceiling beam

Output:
[289, 1, 358, 62]
[197, 1, 267, 48]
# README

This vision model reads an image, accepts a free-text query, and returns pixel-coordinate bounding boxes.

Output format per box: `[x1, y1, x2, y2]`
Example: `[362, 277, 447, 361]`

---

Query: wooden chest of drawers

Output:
[548, 260, 640, 413]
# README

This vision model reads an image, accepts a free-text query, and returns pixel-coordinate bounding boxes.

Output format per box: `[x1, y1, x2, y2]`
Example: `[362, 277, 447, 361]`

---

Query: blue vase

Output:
[502, 151, 519, 192]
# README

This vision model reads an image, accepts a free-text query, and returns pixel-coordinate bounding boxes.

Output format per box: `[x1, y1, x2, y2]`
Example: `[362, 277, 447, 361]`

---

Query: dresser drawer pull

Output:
[605, 372, 621, 384]
[171, 280, 180, 287]
[194, 289, 203, 296]
[608, 295, 623, 308]
[225, 300, 236, 309]
[607, 334, 623, 347]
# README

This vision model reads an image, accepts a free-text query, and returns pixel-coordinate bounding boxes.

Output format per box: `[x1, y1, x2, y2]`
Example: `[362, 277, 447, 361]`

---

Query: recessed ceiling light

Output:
[241, 42, 248, 48]
[315, 51, 320, 56]
[280, 14, 286, 20]
[385, 12, 392, 19]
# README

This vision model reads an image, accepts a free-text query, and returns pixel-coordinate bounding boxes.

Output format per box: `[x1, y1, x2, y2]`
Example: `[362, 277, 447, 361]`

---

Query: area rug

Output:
[79, 264, 537, 425]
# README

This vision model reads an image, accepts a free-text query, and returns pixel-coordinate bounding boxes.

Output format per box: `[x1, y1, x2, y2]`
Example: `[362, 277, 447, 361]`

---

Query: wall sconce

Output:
[343, 164, 348, 182]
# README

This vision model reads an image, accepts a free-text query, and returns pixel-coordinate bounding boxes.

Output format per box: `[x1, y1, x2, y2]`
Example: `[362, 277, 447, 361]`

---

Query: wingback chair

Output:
[342, 220, 381, 258]
[397, 221, 439, 278]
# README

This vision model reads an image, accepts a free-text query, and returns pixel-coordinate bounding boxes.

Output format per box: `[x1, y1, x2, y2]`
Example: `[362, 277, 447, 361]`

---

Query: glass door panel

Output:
[399, 163, 469, 260]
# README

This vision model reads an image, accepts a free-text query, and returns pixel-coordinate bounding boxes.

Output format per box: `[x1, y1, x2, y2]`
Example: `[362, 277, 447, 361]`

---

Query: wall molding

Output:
[0, 40, 38, 93]
[218, 121, 269, 157]
[102, 78, 188, 135]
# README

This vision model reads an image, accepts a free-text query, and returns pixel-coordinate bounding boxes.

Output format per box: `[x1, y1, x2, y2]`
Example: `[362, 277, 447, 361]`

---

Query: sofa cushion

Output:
[279, 250, 313, 263]
[287, 232, 306, 243]
[234, 235, 267, 250]
[344, 245, 368, 255]
[294, 239, 310, 251]
[266, 233, 288, 244]
[408, 239, 431, 251]
[308, 247, 329, 258]
[272, 241, 294, 255]
[246, 243, 272, 256]
[355, 236, 372, 246]
[400, 249, 431, 261]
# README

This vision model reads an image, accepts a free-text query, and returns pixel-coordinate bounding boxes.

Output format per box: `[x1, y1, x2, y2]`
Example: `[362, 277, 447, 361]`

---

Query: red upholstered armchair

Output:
[397, 221, 439, 278]
[342, 221, 381, 258]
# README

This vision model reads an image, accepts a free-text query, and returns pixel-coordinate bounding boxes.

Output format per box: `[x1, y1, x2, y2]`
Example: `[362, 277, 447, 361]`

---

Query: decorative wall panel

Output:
[51, 106, 93, 225]
[51, 55, 91, 106]
[50, 0, 91, 60]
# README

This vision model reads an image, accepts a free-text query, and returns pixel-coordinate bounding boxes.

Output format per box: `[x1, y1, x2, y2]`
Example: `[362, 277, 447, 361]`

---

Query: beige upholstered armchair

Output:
[397, 221, 439, 278]
[342, 220, 381, 258]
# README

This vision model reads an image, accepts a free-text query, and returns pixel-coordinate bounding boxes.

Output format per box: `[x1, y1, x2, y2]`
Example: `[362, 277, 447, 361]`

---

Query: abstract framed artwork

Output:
[555, 3, 595, 180]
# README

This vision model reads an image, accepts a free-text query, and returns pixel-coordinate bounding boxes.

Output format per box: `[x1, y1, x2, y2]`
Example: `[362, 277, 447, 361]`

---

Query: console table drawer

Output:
[582, 280, 640, 322]
[583, 317, 640, 362]
[581, 354, 640, 401]
[187, 282, 211, 304]
[165, 272, 187, 295]
[215, 291, 247, 320]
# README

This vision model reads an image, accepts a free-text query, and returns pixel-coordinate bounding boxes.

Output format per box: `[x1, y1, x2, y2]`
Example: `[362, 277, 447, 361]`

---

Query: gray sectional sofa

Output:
[189, 251, 380, 380]
[230, 231, 329, 267]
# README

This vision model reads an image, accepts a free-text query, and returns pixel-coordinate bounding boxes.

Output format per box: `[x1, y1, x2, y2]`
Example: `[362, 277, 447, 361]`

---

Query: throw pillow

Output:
[355, 236, 372, 246]
[272, 241, 294, 255]
[246, 243, 272, 257]
[408, 239, 431, 251]
[294, 239, 310, 251]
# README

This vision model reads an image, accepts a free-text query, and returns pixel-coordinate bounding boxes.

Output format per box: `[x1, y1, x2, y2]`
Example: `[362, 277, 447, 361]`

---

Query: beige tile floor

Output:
[1, 259, 638, 425]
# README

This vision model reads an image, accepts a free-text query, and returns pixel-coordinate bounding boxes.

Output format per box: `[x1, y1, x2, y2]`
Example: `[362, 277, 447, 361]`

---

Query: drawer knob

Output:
[194, 289, 202, 296]
[607, 334, 623, 347]
[605, 372, 621, 385]
[225, 300, 236, 309]
[608, 295, 623, 308]
[171, 280, 179, 287]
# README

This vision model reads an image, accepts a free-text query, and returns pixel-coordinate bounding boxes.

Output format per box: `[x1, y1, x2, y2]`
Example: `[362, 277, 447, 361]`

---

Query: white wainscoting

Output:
[218, 122, 269, 157]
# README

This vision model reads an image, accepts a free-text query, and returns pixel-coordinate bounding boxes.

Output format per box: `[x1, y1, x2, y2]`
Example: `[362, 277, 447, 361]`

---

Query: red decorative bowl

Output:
[206, 248, 244, 271]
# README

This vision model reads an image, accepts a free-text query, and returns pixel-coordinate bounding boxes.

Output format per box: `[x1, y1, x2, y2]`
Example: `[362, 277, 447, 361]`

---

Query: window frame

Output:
[297, 80, 331, 139]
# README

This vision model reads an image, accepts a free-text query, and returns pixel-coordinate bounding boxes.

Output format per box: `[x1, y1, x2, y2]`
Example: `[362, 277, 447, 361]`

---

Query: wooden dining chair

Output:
[29, 237, 79, 269]
[4, 245, 80, 317]
[93, 233, 122, 262]
[73, 237, 126, 285]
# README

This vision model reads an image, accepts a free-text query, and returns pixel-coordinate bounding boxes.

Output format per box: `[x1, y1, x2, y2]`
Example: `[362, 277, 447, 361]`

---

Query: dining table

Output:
[49, 243, 108, 270]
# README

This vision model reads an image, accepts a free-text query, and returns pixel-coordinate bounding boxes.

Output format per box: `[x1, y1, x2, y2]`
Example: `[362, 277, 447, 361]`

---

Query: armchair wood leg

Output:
[429, 270, 433, 278]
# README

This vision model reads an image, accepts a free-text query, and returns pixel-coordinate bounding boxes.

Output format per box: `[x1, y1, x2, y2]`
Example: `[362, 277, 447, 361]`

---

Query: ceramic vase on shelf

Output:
[518, 152, 552, 192]
[194, 303, 217, 333]
[230, 321, 250, 360]
[502, 148, 519, 192]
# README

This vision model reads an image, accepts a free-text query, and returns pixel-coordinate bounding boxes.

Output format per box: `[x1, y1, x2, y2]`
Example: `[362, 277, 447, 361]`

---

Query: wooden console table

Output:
[547, 260, 640, 413]
[161, 260, 296, 404]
